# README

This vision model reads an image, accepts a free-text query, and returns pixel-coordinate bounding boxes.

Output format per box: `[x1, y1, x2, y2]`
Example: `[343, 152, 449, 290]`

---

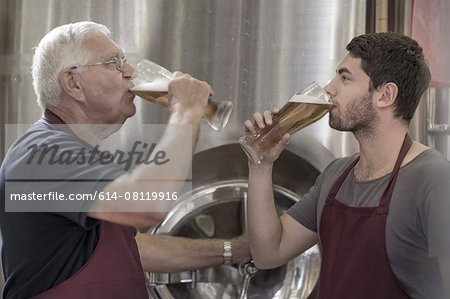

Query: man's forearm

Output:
[136, 233, 223, 272]
[167, 109, 202, 152]
[89, 123, 194, 227]
[247, 163, 285, 268]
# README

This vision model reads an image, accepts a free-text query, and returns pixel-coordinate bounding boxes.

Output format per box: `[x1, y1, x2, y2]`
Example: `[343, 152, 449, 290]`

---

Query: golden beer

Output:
[130, 80, 228, 130]
[240, 82, 332, 164]
[130, 81, 169, 106]
[249, 101, 332, 155]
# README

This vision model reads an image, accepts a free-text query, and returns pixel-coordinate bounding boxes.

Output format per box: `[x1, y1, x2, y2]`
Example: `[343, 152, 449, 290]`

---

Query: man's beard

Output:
[329, 91, 377, 137]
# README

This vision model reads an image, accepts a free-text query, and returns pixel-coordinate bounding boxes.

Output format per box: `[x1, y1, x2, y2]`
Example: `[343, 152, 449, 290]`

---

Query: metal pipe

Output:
[427, 87, 450, 133]
[376, 0, 389, 32]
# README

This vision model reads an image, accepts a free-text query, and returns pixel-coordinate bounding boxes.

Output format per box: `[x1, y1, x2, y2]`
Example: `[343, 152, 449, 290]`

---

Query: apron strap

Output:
[377, 133, 412, 214]
[43, 109, 75, 135]
[43, 109, 65, 124]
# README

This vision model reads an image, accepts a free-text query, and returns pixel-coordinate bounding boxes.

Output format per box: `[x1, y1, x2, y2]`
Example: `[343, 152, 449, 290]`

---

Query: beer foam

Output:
[289, 94, 331, 104]
[130, 78, 169, 92]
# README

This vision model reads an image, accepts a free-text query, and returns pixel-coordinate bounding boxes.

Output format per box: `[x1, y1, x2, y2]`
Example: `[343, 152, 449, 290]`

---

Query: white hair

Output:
[31, 21, 111, 109]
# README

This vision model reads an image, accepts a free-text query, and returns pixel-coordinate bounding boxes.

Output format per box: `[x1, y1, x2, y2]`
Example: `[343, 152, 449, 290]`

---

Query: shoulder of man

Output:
[405, 148, 450, 180]
[320, 154, 359, 180]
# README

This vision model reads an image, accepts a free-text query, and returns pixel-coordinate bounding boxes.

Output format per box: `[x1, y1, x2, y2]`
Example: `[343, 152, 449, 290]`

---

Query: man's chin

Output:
[328, 119, 344, 132]
[130, 106, 137, 118]
[125, 103, 137, 118]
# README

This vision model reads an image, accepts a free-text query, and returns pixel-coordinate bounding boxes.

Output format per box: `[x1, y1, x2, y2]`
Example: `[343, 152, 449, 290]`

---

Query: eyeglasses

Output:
[70, 57, 127, 72]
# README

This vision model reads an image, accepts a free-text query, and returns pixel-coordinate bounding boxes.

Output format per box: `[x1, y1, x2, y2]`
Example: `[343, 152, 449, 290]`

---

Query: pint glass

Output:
[239, 82, 332, 164]
[130, 59, 233, 131]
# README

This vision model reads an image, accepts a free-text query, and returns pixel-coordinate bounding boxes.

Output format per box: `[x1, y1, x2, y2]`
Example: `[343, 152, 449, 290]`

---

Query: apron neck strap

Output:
[43, 109, 66, 125]
[43, 109, 76, 136]
[377, 133, 412, 213]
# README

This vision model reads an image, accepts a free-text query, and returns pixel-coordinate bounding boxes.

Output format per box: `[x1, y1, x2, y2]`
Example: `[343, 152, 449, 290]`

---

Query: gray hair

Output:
[32, 21, 111, 109]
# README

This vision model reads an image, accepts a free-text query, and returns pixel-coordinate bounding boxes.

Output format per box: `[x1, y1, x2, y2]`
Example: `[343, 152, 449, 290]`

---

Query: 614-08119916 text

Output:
[97, 191, 178, 201]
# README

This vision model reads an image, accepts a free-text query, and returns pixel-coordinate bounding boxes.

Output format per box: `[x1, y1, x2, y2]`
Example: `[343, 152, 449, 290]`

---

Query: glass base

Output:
[208, 101, 233, 131]
[239, 135, 263, 164]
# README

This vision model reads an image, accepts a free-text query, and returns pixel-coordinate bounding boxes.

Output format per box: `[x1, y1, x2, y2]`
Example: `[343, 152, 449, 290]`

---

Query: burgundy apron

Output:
[32, 110, 148, 298]
[32, 222, 148, 299]
[317, 133, 412, 299]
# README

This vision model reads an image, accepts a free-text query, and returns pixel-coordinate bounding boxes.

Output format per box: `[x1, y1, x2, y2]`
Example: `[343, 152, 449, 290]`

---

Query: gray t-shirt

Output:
[287, 149, 450, 298]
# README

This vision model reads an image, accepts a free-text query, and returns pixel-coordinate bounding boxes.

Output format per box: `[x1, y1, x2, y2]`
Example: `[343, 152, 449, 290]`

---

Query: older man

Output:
[0, 21, 249, 299]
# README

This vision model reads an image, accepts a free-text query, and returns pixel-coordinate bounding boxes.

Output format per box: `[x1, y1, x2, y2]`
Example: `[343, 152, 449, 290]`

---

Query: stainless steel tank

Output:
[0, 0, 368, 297]
[0, 0, 365, 159]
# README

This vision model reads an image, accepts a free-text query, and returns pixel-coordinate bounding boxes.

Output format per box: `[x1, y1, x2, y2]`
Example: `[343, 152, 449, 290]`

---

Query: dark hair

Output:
[346, 32, 431, 123]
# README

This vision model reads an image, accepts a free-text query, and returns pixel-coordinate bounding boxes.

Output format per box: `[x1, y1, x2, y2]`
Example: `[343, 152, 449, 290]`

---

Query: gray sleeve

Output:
[285, 156, 355, 233]
[425, 178, 450, 257]
[286, 177, 322, 232]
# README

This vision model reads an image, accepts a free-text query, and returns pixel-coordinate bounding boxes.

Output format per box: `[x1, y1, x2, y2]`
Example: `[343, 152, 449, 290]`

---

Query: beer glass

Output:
[130, 59, 233, 131]
[239, 82, 332, 164]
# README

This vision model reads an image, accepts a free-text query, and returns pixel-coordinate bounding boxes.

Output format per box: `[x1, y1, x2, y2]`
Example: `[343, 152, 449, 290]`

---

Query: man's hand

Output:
[243, 107, 290, 165]
[168, 71, 211, 119]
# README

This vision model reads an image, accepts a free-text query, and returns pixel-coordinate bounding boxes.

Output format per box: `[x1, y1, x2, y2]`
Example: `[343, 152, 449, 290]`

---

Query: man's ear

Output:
[375, 82, 398, 108]
[58, 69, 86, 102]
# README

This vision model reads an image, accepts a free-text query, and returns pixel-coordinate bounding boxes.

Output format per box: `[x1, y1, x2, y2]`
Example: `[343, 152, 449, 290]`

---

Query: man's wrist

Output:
[223, 240, 232, 265]
[248, 161, 273, 173]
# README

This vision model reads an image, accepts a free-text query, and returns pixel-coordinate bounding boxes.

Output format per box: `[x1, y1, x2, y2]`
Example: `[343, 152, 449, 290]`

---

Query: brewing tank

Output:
[0, 0, 368, 297]
[0, 0, 365, 161]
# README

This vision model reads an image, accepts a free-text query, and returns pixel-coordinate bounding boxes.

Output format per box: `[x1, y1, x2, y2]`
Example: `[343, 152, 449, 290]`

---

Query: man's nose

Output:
[122, 62, 136, 79]
[324, 79, 336, 98]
